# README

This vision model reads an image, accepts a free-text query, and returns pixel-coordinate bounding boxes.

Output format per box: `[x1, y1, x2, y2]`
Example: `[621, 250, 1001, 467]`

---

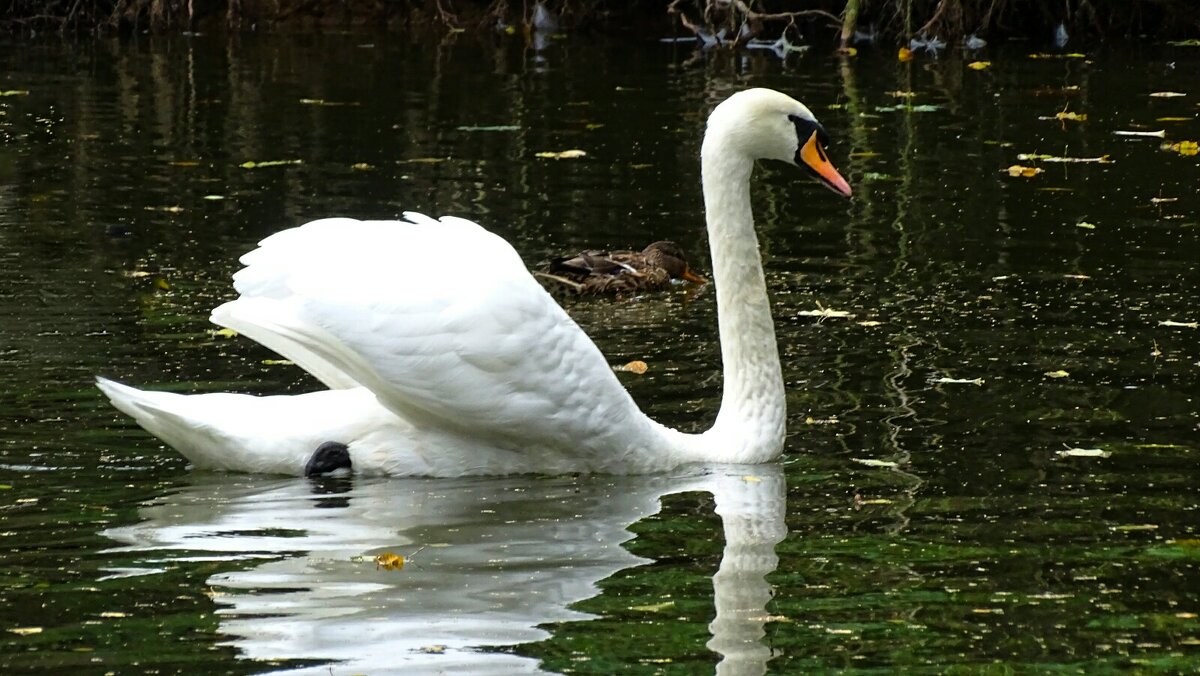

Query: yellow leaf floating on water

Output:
[375, 552, 407, 570]
[535, 149, 587, 159]
[240, 159, 303, 169]
[0, 90, 30, 97]
[615, 360, 648, 375]
[1164, 140, 1199, 156]
[1055, 111, 1086, 121]
[967, 61, 991, 70]
[210, 328, 239, 339]
[897, 47, 913, 62]
[1044, 370, 1070, 378]
[631, 600, 675, 612]
[1111, 524, 1158, 532]
[1076, 221, 1096, 229]
[1006, 165, 1043, 178]
[154, 278, 171, 291]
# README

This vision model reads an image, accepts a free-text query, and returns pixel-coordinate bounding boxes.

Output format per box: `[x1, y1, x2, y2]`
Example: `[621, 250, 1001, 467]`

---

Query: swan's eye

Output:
[788, 114, 831, 151]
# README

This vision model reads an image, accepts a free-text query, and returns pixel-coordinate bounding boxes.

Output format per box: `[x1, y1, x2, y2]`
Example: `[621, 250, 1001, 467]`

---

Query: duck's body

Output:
[98, 88, 851, 477]
[538, 241, 705, 296]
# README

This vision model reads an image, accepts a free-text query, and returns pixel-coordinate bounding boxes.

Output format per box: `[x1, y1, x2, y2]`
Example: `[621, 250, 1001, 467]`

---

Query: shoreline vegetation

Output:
[0, 1, 1197, 46]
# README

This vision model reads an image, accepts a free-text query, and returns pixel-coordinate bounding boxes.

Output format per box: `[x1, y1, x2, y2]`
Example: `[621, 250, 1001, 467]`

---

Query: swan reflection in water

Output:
[103, 464, 786, 675]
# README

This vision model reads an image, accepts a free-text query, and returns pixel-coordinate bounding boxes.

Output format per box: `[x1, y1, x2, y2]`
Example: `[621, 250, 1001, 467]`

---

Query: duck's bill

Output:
[799, 131, 853, 197]
[681, 267, 707, 284]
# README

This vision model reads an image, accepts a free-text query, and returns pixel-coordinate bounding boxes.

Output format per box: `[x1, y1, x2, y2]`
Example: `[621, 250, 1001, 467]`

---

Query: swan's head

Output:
[706, 88, 852, 197]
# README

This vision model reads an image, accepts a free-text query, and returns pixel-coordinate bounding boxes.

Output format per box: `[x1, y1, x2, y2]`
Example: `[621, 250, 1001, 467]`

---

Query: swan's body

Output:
[98, 88, 851, 477]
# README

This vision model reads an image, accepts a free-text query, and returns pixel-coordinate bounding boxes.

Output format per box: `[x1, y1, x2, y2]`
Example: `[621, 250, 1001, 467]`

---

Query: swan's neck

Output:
[668, 140, 786, 464]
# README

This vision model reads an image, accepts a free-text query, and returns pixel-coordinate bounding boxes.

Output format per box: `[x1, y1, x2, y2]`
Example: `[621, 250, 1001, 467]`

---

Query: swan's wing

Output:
[212, 215, 650, 455]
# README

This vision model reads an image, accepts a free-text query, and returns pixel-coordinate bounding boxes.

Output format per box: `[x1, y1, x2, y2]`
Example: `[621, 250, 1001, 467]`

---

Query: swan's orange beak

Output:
[799, 131, 852, 197]
[681, 266, 707, 284]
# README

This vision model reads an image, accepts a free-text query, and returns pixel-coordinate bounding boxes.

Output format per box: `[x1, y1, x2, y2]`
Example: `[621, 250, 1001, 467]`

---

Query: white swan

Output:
[97, 88, 852, 477]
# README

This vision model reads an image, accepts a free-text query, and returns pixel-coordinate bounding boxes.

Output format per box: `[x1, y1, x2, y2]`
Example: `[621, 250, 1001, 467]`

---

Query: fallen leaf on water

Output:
[852, 458, 900, 469]
[932, 377, 985, 385]
[631, 601, 675, 612]
[456, 125, 521, 132]
[1044, 370, 1070, 378]
[299, 98, 360, 106]
[798, 304, 854, 319]
[0, 90, 30, 97]
[1016, 153, 1111, 163]
[154, 278, 170, 291]
[1159, 319, 1199, 329]
[967, 61, 991, 70]
[535, 149, 587, 159]
[1114, 129, 1166, 138]
[209, 328, 238, 339]
[1076, 221, 1096, 229]
[1163, 140, 1199, 156]
[8, 627, 42, 635]
[375, 552, 406, 570]
[615, 360, 648, 375]
[1057, 447, 1111, 458]
[897, 47, 913, 62]
[1006, 165, 1043, 177]
[420, 645, 447, 654]
[804, 416, 839, 425]
[1046, 111, 1087, 122]
[240, 159, 303, 169]
[1149, 91, 1187, 98]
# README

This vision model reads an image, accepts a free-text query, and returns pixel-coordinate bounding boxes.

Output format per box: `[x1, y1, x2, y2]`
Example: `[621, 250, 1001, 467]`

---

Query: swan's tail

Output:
[96, 377, 221, 467]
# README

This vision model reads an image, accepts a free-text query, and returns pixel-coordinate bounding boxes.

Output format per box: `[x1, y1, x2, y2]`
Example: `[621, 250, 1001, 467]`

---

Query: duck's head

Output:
[705, 88, 852, 198]
[641, 241, 706, 284]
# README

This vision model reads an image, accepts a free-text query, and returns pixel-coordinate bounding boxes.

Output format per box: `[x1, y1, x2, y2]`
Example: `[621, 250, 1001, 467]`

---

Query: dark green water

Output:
[0, 32, 1198, 674]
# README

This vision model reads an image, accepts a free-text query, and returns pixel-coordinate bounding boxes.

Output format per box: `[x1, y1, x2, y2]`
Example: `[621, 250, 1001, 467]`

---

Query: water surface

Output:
[0, 33, 1198, 673]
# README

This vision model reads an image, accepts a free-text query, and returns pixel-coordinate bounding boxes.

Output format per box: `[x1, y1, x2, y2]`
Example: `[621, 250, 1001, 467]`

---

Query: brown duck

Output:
[537, 241, 706, 296]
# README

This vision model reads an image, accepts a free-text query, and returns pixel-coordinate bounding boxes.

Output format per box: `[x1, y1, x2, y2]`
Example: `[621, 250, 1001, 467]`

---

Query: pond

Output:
[1, 30, 1199, 674]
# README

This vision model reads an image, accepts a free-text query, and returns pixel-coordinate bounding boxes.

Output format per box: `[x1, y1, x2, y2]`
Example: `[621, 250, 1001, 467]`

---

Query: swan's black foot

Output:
[305, 441, 352, 477]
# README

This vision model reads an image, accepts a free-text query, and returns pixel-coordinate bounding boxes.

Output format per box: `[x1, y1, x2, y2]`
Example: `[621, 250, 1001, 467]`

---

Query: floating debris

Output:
[932, 377, 985, 386]
[1057, 447, 1111, 459]
[535, 149, 587, 159]
[1114, 130, 1166, 138]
